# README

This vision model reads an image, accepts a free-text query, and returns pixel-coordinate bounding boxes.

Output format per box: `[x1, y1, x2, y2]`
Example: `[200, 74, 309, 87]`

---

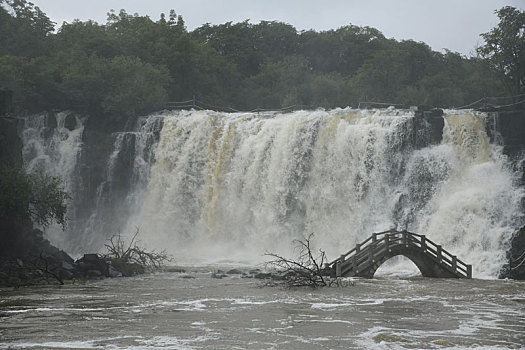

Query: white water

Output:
[20, 108, 525, 278]
[1, 271, 524, 349]
[21, 112, 85, 245]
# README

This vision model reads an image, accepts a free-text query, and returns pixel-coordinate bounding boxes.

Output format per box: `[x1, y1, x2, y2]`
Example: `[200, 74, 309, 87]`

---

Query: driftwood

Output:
[265, 233, 345, 288]
[101, 228, 171, 274]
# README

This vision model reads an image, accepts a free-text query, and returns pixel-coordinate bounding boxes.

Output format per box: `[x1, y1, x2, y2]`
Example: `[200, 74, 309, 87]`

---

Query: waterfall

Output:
[21, 112, 85, 245]
[20, 108, 524, 277]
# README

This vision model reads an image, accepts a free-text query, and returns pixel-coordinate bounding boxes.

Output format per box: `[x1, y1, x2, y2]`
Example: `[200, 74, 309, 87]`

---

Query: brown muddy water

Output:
[0, 268, 524, 349]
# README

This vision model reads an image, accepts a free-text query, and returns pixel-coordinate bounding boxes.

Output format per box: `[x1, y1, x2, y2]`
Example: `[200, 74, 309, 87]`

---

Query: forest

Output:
[0, 0, 523, 128]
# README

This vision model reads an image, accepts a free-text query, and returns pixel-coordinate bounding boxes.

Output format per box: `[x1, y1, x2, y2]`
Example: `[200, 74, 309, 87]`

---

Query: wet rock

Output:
[76, 254, 109, 277]
[165, 267, 186, 273]
[108, 265, 122, 278]
[181, 275, 195, 279]
[61, 261, 74, 271]
[44, 111, 57, 129]
[86, 269, 102, 278]
[211, 273, 228, 279]
[59, 269, 74, 279]
[53, 250, 74, 265]
[253, 273, 272, 280]
[500, 226, 525, 280]
[63, 113, 76, 130]
[226, 269, 242, 275]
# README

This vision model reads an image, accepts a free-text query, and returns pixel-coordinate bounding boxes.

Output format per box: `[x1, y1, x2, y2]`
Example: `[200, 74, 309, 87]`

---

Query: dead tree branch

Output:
[101, 228, 171, 275]
[265, 233, 339, 288]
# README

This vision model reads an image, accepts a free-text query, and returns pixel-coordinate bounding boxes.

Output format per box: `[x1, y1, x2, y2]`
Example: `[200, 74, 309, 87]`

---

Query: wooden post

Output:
[372, 234, 377, 242]
[437, 245, 442, 262]
[452, 256, 457, 271]
[385, 234, 390, 252]
[421, 235, 426, 251]
[340, 254, 346, 262]
[355, 244, 360, 253]
[402, 232, 407, 246]
[467, 265, 472, 279]
[353, 256, 358, 273]
[335, 261, 341, 277]
[507, 251, 512, 279]
[368, 245, 373, 262]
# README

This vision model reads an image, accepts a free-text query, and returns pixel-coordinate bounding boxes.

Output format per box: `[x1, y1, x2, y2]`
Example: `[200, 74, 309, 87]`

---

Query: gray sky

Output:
[31, 0, 523, 56]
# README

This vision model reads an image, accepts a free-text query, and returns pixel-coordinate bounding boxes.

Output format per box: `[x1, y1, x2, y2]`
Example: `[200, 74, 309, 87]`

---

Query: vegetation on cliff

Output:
[0, 1, 522, 127]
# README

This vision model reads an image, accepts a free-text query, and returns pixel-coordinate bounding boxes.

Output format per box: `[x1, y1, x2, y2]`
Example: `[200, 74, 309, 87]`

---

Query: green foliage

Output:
[478, 6, 525, 95]
[0, 0, 54, 57]
[0, 167, 69, 231]
[0, 2, 517, 118]
[59, 54, 170, 123]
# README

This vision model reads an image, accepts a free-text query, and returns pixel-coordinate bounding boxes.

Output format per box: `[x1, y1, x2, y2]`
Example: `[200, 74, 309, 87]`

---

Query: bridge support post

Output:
[335, 260, 341, 277]
[452, 256, 457, 271]
[467, 265, 472, 278]
[402, 232, 407, 247]
[421, 235, 426, 251]
[385, 234, 390, 251]
[352, 256, 358, 274]
[437, 245, 442, 262]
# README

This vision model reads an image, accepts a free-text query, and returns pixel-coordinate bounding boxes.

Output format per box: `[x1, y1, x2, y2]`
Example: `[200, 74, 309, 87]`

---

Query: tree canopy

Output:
[0, 1, 521, 126]
[478, 6, 525, 96]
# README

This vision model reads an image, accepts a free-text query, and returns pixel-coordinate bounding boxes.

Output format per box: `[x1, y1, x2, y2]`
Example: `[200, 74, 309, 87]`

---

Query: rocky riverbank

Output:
[0, 228, 149, 287]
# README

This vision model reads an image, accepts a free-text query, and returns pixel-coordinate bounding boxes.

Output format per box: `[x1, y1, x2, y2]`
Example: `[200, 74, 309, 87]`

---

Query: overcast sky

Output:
[30, 0, 523, 56]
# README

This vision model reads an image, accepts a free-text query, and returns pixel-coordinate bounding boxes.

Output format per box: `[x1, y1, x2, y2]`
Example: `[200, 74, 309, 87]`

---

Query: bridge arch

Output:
[329, 230, 472, 279]
[358, 246, 459, 279]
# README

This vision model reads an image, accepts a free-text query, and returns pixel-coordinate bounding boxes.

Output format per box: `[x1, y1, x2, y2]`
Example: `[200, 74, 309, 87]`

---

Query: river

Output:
[1, 268, 524, 349]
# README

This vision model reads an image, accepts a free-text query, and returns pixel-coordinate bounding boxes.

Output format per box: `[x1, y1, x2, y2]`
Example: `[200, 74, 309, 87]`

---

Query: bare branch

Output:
[101, 228, 171, 275]
[265, 233, 338, 288]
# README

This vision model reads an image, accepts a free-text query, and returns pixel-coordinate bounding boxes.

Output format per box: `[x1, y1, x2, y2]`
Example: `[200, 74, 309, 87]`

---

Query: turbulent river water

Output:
[1, 269, 524, 349]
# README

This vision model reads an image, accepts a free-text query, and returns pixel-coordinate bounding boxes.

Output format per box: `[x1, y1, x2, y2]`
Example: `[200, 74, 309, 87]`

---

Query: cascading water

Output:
[19, 108, 525, 277]
[21, 112, 85, 245]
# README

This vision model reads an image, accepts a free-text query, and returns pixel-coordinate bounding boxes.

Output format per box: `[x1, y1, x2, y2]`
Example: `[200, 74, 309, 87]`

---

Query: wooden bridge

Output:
[326, 230, 472, 279]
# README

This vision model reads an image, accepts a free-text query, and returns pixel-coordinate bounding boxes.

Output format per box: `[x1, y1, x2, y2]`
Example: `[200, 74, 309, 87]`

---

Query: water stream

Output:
[1, 270, 524, 349]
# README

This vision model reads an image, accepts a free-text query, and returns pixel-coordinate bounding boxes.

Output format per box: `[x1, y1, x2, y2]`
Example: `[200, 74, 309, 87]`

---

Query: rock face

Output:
[0, 117, 23, 168]
[500, 226, 525, 280]
[493, 109, 525, 278]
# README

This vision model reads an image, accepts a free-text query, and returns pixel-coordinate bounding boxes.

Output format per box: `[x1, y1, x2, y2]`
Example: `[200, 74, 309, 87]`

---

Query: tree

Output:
[0, 167, 69, 255]
[478, 6, 525, 95]
[0, 0, 54, 57]
[0, 167, 69, 230]
[265, 233, 339, 288]
[59, 54, 170, 125]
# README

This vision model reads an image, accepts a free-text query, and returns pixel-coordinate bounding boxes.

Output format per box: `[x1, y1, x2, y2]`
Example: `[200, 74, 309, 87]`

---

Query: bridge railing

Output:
[329, 229, 472, 278]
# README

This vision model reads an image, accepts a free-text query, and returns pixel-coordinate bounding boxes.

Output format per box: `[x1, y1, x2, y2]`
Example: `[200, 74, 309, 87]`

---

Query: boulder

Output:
[63, 113, 77, 130]
[76, 254, 109, 277]
[108, 265, 122, 278]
